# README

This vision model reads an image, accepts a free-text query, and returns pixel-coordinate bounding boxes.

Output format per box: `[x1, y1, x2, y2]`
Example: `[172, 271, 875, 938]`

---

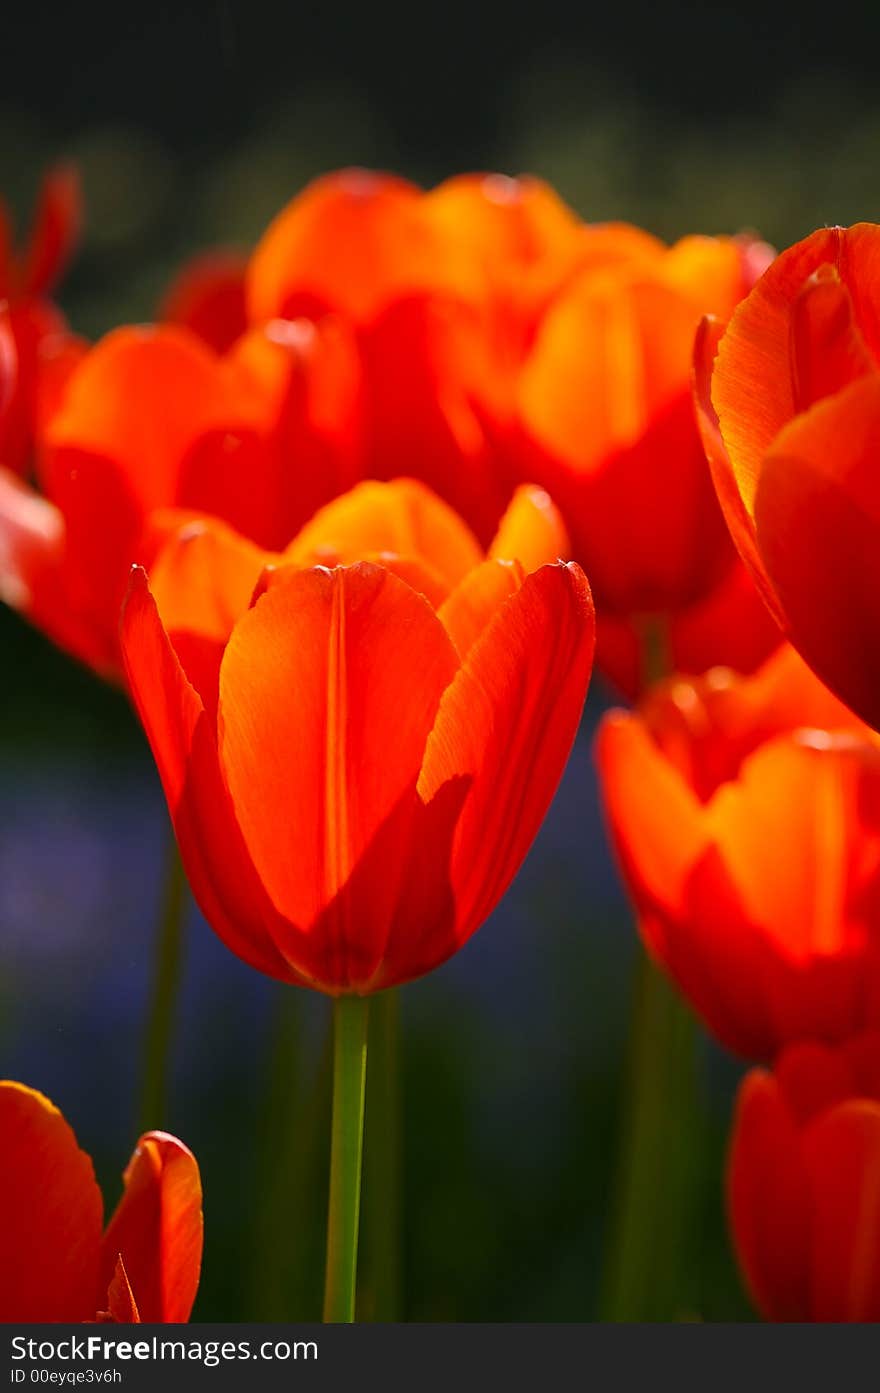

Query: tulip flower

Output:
[729, 1032, 880, 1321]
[0, 166, 83, 477]
[596, 643, 880, 1058]
[244, 169, 527, 542]
[122, 512, 592, 1321]
[121, 499, 591, 993]
[695, 222, 880, 730]
[0, 1080, 202, 1322]
[513, 226, 775, 629]
[0, 318, 362, 676]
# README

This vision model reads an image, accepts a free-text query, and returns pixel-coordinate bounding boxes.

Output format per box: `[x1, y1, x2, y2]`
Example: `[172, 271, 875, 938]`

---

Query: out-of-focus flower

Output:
[695, 222, 880, 729]
[595, 561, 781, 701]
[0, 167, 83, 477]
[0, 1080, 202, 1322]
[176, 167, 779, 683]
[595, 644, 880, 1058]
[0, 319, 362, 676]
[244, 169, 552, 541]
[160, 248, 249, 354]
[514, 227, 773, 622]
[729, 1032, 880, 1321]
[121, 535, 594, 993]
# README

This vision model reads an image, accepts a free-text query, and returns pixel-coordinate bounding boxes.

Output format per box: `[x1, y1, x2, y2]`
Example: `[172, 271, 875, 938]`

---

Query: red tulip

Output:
[729, 1032, 880, 1321]
[120, 541, 594, 993]
[0, 1081, 202, 1322]
[695, 222, 880, 729]
[160, 248, 249, 354]
[0, 167, 83, 477]
[596, 644, 880, 1058]
[514, 229, 772, 618]
[0, 319, 362, 676]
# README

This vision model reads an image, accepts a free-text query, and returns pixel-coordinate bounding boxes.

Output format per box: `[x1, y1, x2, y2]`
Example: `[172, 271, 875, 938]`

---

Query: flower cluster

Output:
[3, 164, 879, 1323]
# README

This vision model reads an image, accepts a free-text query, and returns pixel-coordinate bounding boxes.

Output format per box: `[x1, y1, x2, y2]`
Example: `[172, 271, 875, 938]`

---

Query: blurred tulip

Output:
[514, 227, 773, 623]
[0, 1080, 202, 1322]
[729, 1032, 880, 1321]
[0, 167, 83, 477]
[0, 319, 362, 676]
[243, 168, 556, 541]
[695, 222, 880, 730]
[160, 248, 249, 354]
[121, 543, 594, 993]
[596, 644, 880, 1058]
[595, 560, 781, 701]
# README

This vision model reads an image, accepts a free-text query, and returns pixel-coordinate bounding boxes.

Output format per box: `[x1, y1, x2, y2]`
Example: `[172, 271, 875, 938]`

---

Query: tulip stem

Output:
[323, 994, 370, 1323]
[601, 956, 698, 1320]
[602, 613, 699, 1320]
[139, 834, 188, 1131]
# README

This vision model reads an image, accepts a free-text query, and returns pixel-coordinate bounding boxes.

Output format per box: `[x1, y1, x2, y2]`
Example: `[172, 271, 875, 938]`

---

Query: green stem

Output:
[363, 988, 402, 1321]
[323, 994, 369, 1323]
[139, 835, 188, 1131]
[601, 956, 698, 1320]
[601, 612, 700, 1320]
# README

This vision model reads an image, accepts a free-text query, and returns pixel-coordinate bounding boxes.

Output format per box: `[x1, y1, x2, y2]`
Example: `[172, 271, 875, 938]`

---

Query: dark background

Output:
[1, 1, 868, 1320]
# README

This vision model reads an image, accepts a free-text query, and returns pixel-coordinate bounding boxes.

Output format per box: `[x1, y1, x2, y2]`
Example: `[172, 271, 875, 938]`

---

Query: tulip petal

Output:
[775, 1040, 856, 1125]
[148, 518, 273, 712]
[727, 1070, 811, 1321]
[754, 374, 880, 730]
[709, 734, 880, 960]
[218, 564, 460, 975]
[423, 173, 581, 274]
[121, 568, 302, 982]
[121, 567, 204, 810]
[711, 224, 880, 517]
[488, 483, 570, 571]
[519, 269, 700, 472]
[594, 710, 709, 922]
[438, 558, 524, 661]
[284, 478, 483, 590]
[802, 1100, 880, 1321]
[247, 169, 479, 324]
[159, 249, 249, 354]
[789, 266, 875, 413]
[178, 318, 364, 550]
[0, 465, 64, 614]
[692, 315, 786, 626]
[18, 165, 82, 298]
[0, 1081, 102, 1321]
[418, 562, 594, 940]
[358, 296, 510, 545]
[45, 326, 251, 511]
[660, 235, 748, 319]
[100, 1131, 203, 1323]
[523, 280, 733, 611]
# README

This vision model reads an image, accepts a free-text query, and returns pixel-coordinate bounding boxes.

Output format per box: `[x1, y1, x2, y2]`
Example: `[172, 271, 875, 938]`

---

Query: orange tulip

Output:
[595, 644, 880, 1058]
[695, 222, 880, 730]
[245, 168, 558, 542]
[0, 167, 82, 477]
[514, 227, 774, 623]
[0, 1081, 202, 1322]
[120, 529, 594, 992]
[0, 319, 362, 676]
[729, 1032, 880, 1321]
